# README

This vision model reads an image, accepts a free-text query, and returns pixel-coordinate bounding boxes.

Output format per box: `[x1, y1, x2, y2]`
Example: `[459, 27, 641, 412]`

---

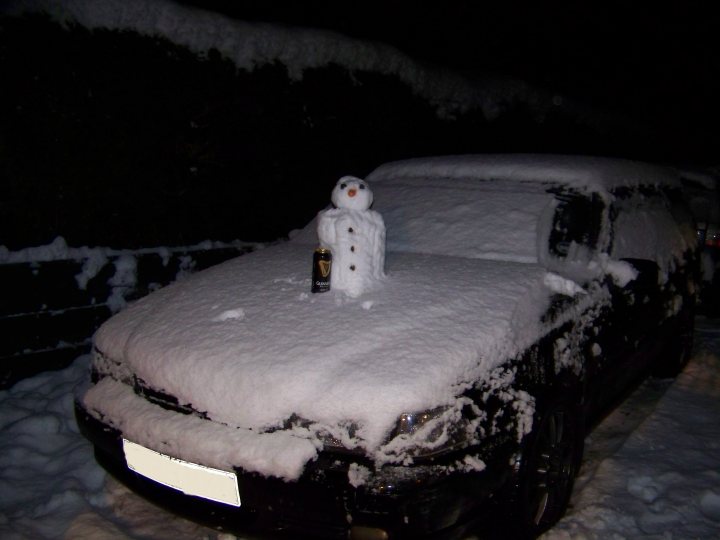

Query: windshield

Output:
[372, 177, 554, 263]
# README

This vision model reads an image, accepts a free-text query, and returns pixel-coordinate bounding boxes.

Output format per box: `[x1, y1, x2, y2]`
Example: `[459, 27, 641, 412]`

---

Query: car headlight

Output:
[395, 407, 451, 439]
[379, 400, 482, 463]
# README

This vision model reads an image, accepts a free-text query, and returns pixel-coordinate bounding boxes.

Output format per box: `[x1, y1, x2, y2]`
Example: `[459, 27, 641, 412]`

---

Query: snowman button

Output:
[350, 246, 355, 252]
[350, 265, 356, 271]
[348, 227, 354, 233]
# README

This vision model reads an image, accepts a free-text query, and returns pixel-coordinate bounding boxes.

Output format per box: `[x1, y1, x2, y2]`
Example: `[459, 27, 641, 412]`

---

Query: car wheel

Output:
[652, 308, 694, 378]
[511, 397, 584, 538]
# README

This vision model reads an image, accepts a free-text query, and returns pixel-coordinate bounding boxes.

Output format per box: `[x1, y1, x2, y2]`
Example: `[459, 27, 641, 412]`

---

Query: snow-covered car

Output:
[75, 155, 698, 539]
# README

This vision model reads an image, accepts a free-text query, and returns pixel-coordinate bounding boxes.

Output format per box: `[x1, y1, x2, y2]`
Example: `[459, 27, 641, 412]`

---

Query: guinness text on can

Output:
[311, 247, 332, 293]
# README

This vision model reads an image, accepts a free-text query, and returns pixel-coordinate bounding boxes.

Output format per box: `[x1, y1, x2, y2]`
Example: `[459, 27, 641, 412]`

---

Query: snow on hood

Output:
[94, 242, 552, 452]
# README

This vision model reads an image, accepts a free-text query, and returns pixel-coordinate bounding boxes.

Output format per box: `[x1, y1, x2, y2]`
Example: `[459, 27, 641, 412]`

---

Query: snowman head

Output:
[331, 176, 373, 211]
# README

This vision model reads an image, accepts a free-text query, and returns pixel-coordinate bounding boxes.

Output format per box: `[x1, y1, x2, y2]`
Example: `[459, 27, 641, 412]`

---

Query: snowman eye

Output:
[340, 183, 347, 190]
[359, 184, 366, 190]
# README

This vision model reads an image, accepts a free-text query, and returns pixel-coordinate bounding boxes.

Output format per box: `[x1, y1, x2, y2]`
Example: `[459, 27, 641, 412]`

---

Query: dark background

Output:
[2, 1, 719, 250]
[2, 1, 719, 382]
[178, 1, 720, 159]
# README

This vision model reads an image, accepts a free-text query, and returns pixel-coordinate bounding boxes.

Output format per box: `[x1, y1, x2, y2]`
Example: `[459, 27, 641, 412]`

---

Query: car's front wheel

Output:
[511, 396, 584, 538]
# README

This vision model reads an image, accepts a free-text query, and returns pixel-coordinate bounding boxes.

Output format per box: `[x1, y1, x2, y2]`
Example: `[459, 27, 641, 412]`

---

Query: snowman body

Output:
[317, 177, 385, 297]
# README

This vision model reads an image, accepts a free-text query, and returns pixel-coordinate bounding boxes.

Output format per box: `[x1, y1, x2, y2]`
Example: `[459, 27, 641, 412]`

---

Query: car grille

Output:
[129, 380, 369, 460]
[132, 377, 209, 420]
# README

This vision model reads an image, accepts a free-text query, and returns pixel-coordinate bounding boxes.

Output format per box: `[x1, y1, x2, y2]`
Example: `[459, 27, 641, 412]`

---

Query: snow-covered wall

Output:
[0, 238, 255, 388]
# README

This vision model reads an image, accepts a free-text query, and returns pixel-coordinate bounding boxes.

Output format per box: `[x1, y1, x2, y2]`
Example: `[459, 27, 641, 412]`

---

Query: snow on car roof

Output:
[367, 154, 680, 193]
[676, 167, 720, 191]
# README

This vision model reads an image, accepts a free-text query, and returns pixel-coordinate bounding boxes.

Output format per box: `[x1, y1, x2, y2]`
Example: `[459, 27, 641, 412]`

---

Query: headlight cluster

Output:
[379, 400, 482, 463]
[394, 407, 451, 439]
[317, 400, 483, 464]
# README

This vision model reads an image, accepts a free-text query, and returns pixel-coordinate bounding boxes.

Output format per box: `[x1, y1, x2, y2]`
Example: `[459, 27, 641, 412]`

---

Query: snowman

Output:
[317, 176, 385, 297]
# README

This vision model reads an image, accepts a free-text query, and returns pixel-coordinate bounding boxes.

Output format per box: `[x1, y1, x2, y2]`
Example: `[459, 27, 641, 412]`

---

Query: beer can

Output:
[311, 247, 332, 293]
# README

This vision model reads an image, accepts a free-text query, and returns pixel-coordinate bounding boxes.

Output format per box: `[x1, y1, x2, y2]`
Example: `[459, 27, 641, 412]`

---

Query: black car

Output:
[677, 168, 720, 316]
[76, 155, 699, 539]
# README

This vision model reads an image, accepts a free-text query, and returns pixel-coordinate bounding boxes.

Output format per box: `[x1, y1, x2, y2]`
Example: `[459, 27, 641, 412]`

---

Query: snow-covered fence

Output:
[0, 239, 254, 388]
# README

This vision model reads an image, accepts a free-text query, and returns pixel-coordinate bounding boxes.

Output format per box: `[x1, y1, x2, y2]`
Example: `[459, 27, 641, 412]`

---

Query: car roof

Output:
[366, 154, 680, 195]
[676, 167, 719, 191]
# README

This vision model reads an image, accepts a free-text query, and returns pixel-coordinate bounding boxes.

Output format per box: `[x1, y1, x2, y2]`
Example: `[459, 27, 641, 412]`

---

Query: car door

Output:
[588, 187, 680, 408]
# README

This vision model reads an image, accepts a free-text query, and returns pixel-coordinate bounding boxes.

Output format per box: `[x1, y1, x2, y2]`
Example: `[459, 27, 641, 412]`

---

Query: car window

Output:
[610, 188, 690, 271]
[663, 186, 701, 250]
[548, 192, 604, 258]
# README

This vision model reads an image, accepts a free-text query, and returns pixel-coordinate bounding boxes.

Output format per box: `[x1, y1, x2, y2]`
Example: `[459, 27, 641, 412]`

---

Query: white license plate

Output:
[123, 439, 241, 507]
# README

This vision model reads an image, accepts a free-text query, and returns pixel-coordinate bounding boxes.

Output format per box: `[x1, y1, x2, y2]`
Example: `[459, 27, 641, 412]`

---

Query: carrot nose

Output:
[348, 189, 357, 197]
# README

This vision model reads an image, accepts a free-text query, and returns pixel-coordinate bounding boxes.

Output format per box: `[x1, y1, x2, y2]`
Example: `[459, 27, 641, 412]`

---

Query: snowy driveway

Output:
[544, 317, 720, 539]
[1, 320, 720, 539]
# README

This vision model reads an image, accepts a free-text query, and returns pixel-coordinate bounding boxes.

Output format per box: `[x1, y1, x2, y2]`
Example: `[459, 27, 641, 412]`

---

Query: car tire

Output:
[509, 395, 584, 538]
[652, 308, 694, 378]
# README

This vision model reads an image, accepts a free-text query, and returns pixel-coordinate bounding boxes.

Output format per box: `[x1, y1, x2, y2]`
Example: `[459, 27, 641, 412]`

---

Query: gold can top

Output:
[315, 247, 331, 254]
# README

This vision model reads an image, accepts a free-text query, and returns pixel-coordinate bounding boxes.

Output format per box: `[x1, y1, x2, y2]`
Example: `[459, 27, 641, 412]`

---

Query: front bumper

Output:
[75, 399, 511, 539]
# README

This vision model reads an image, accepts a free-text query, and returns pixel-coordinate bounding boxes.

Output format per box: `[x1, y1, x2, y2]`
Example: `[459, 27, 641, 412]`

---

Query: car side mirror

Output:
[619, 258, 660, 289]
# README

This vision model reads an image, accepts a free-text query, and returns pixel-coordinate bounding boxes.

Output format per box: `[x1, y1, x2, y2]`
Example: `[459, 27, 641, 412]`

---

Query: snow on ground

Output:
[1, 318, 719, 538]
[544, 317, 720, 539]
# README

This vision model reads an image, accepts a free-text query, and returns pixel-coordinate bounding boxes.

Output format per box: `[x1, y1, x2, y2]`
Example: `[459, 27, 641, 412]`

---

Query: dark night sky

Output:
[178, 1, 720, 161]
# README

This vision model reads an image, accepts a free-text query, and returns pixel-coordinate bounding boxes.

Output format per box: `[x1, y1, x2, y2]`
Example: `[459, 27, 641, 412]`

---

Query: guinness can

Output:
[311, 247, 332, 293]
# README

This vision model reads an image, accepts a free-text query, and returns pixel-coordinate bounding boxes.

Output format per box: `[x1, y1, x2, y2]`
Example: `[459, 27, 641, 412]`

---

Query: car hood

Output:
[95, 242, 553, 450]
